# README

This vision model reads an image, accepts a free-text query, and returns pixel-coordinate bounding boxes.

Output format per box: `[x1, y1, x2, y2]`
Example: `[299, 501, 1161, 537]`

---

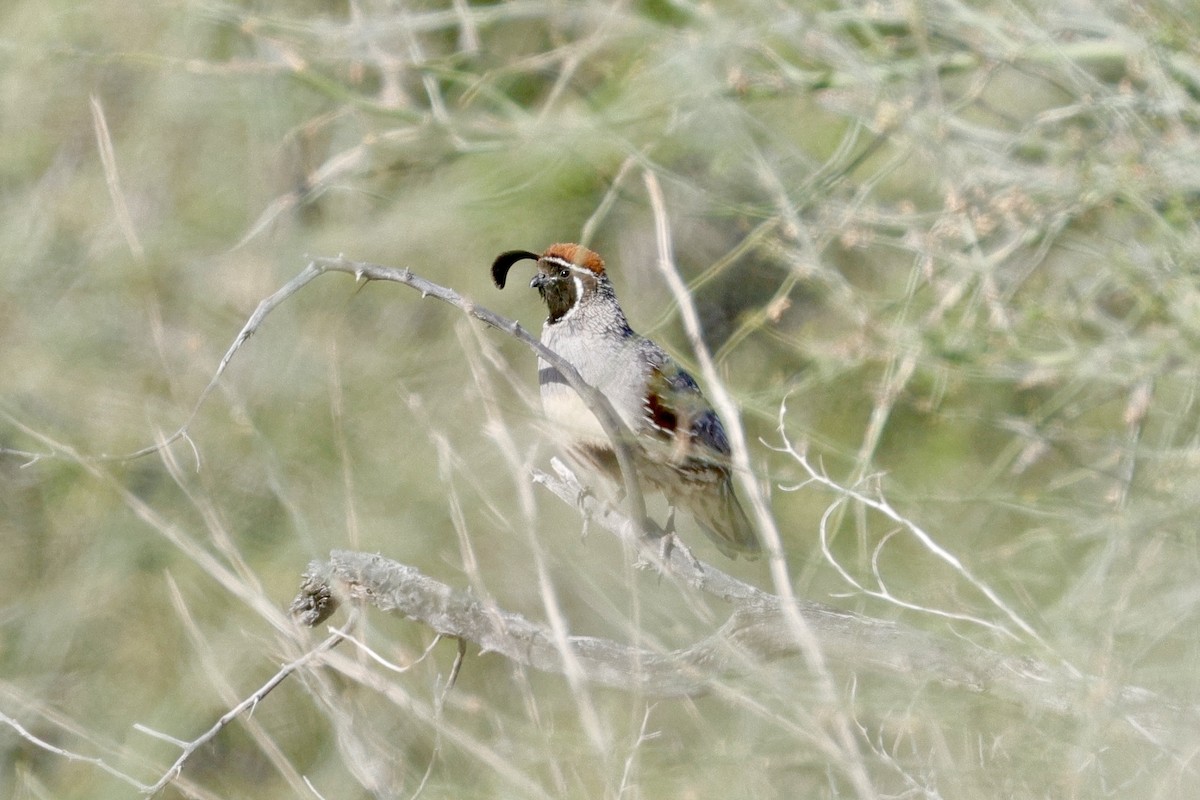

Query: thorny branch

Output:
[140, 623, 353, 796]
[2, 256, 652, 540]
[192, 257, 651, 538]
[0, 624, 351, 797]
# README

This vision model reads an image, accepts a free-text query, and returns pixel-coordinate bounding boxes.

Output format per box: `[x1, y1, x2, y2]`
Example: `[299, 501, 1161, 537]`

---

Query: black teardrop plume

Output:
[491, 250, 540, 289]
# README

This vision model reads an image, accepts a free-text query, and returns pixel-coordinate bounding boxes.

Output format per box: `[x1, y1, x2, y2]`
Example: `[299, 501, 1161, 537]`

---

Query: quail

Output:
[492, 243, 760, 559]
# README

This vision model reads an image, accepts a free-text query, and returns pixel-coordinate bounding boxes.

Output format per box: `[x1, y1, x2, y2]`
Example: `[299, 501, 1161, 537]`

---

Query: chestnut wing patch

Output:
[644, 382, 679, 435]
[643, 363, 731, 460]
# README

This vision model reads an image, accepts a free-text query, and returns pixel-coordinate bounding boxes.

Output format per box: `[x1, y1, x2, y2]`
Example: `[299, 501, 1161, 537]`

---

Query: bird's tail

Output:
[692, 479, 760, 560]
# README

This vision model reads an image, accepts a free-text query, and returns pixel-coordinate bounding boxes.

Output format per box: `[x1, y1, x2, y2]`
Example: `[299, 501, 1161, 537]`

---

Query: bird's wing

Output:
[641, 349, 732, 463]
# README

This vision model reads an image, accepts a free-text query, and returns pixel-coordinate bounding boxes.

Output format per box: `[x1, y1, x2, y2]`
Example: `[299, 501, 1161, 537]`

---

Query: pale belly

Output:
[540, 378, 609, 446]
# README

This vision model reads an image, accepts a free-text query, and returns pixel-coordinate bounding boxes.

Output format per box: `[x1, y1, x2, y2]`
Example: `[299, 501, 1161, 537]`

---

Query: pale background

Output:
[3, 0, 1199, 797]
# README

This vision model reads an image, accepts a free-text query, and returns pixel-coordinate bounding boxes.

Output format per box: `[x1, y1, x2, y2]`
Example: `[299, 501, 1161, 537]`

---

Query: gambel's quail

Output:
[492, 243, 760, 559]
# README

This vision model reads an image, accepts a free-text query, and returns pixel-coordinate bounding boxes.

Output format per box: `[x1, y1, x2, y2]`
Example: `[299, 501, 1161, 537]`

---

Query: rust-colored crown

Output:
[543, 243, 605, 276]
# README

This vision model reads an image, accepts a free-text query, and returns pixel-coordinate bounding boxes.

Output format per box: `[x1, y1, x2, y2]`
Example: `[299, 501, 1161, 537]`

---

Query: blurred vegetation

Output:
[3, 0, 1200, 797]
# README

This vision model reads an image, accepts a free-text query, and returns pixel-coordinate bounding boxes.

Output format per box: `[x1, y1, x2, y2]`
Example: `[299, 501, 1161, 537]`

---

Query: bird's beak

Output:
[530, 273, 549, 290]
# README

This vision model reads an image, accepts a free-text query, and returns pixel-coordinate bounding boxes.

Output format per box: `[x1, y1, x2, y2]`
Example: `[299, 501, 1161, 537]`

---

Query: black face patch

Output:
[534, 258, 602, 324]
[535, 267, 578, 323]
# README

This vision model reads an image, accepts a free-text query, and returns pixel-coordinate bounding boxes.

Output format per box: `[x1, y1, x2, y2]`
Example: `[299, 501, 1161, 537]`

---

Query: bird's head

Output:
[492, 243, 607, 324]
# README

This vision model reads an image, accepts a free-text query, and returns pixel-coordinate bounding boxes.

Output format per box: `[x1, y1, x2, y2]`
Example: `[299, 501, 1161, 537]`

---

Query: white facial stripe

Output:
[556, 275, 586, 323]
[543, 256, 597, 278]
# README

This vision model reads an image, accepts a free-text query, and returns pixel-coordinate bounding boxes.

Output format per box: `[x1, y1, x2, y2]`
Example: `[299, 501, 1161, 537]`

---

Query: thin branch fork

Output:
[139, 624, 351, 796]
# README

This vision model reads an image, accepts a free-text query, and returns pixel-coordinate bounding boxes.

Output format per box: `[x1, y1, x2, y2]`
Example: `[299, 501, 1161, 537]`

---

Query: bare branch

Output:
[0, 710, 153, 793]
[769, 397, 1063, 661]
[1, 255, 656, 542]
[290, 474, 1200, 754]
[293, 550, 715, 696]
[90, 94, 145, 261]
[141, 622, 351, 796]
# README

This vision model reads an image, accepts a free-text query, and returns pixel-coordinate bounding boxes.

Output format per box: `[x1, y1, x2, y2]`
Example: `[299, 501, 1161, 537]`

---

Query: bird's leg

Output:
[575, 482, 594, 541]
[657, 506, 703, 570]
[658, 506, 678, 562]
[634, 510, 673, 573]
[596, 478, 629, 528]
[549, 457, 595, 541]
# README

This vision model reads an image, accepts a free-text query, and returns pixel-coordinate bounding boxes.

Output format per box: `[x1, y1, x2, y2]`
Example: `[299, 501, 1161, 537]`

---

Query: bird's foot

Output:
[660, 529, 703, 572]
[634, 518, 671, 572]
[574, 483, 594, 540]
[634, 508, 702, 574]
[657, 506, 679, 563]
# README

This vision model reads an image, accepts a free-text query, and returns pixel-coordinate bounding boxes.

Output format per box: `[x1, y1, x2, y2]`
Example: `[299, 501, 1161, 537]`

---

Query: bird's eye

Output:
[559, 267, 570, 278]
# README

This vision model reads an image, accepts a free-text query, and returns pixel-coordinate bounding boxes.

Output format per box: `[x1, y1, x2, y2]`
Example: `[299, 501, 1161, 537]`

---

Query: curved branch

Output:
[1, 256, 653, 535]
[304, 256, 650, 533]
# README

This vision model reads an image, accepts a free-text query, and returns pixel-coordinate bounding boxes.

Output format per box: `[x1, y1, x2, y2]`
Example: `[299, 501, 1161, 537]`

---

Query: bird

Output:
[491, 242, 760, 559]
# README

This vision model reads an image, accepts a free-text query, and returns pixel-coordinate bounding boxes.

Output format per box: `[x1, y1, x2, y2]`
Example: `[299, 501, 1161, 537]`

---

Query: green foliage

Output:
[4, 0, 1200, 797]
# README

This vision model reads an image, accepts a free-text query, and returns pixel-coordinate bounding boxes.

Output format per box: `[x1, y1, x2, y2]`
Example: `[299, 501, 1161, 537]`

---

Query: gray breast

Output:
[538, 318, 648, 444]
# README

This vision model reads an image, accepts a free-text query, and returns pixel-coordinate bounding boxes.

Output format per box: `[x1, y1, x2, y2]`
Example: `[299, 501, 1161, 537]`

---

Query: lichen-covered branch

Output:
[292, 458, 1200, 749]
